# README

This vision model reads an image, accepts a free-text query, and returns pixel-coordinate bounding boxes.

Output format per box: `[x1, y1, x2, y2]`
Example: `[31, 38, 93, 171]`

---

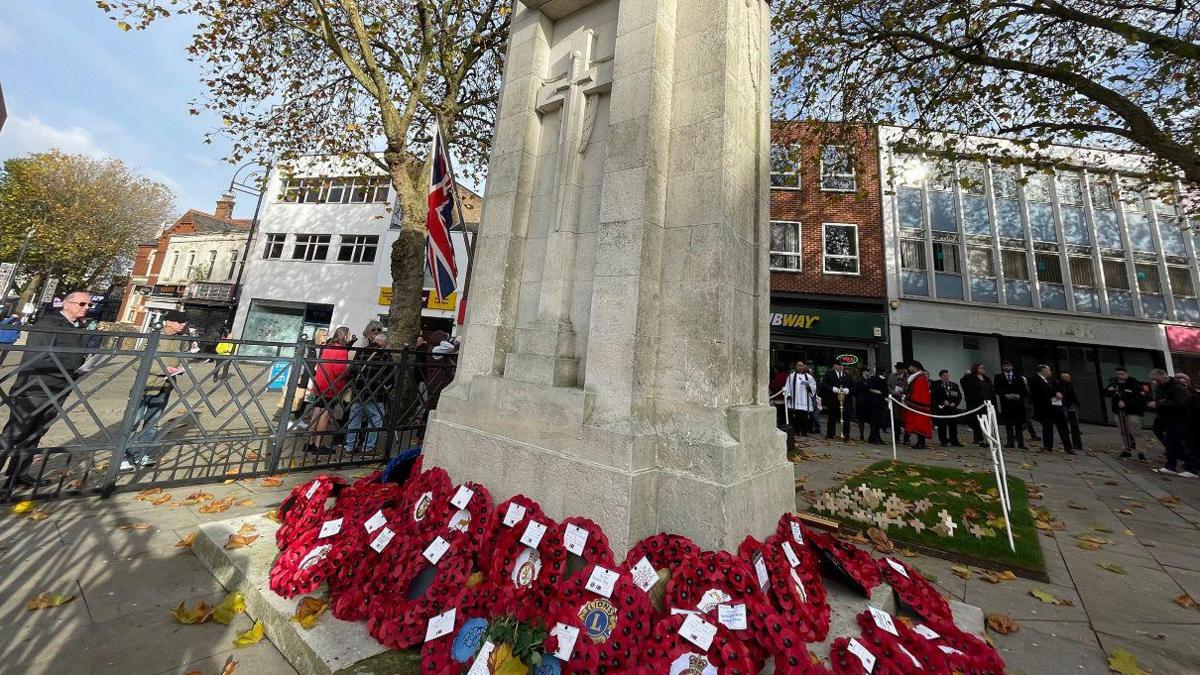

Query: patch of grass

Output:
[812, 460, 1044, 574]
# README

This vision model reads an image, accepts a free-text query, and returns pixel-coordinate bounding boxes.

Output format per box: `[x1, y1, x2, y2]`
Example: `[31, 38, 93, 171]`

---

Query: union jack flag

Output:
[425, 124, 459, 303]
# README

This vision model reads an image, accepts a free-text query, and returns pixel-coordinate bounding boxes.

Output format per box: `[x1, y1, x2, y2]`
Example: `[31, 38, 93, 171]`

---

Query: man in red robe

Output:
[902, 360, 934, 449]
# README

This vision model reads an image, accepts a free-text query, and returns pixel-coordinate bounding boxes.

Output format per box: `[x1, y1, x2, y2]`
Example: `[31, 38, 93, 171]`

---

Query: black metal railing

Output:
[0, 325, 457, 501]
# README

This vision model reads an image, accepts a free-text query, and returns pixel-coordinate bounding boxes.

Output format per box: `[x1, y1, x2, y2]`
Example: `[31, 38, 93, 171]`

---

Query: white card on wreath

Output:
[914, 624, 941, 640]
[563, 523, 589, 556]
[717, 603, 747, 630]
[868, 606, 899, 636]
[503, 503, 526, 527]
[585, 566, 619, 598]
[369, 527, 395, 553]
[451, 485, 474, 509]
[790, 522, 804, 545]
[423, 536, 451, 565]
[754, 555, 770, 589]
[897, 644, 922, 670]
[520, 520, 548, 549]
[678, 613, 717, 651]
[466, 641, 497, 675]
[630, 556, 658, 592]
[550, 622, 579, 661]
[364, 510, 387, 534]
[847, 637, 877, 672]
[424, 608, 456, 642]
[885, 558, 910, 579]
[318, 517, 343, 539]
[782, 541, 801, 568]
[305, 480, 321, 500]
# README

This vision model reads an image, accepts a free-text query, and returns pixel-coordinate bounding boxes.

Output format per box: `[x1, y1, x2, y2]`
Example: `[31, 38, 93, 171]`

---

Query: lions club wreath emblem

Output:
[413, 491, 433, 521]
[578, 598, 617, 644]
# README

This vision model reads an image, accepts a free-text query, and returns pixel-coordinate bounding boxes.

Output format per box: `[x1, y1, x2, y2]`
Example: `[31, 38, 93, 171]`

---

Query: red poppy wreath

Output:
[876, 556, 954, 625]
[632, 612, 757, 675]
[486, 514, 564, 622]
[418, 583, 507, 675]
[760, 531, 831, 643]
[275, 474, 346, 549]
[546, 563, 655, 674]
[804, 527, 881, 597]
[478, 494, 547, 577]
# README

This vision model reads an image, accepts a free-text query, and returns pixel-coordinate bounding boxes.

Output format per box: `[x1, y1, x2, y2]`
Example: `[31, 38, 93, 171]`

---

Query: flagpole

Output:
[436, 115, 477, 330]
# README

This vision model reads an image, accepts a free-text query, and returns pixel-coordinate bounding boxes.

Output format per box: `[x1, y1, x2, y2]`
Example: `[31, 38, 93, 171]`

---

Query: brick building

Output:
[768, 123, 889, 379]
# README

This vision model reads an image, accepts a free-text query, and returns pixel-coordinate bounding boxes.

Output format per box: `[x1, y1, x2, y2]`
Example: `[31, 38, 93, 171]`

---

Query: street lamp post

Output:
[224, 162, 269, 329]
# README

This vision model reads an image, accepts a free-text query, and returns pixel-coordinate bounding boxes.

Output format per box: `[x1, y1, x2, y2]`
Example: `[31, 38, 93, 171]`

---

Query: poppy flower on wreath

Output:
[632, 612, 757, 675]
[275, 475, 346, 548]
[913, 617, 1006, 674]
[758, 531, 831, 643]
[485, 515, 565, 622]
[365, 527, 475, 649]
[394, 466, 455, 539]
[269, 504, 374, 599]
[546, 563, 655, 674]
[876, 556, 953, 625]
[477, 494, 547, 577]
[804, 527, 881, 597]
[328, 505, 407, 621]
[856, 611, 952, 674]
[418, 584, 506, 675]
[828, 636, 910, 675]
[336, 479, 404, 522]
[623, 533, 701, 572]
[442, 481, 495, 564]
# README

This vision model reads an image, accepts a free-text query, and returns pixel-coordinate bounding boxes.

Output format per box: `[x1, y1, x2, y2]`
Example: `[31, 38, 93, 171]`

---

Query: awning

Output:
[1165, 325, 1200, 354]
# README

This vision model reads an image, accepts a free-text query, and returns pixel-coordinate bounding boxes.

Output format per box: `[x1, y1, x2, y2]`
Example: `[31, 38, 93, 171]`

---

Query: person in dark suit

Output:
[821, 362, 854, 441]
[960, 363, 995, 446]
[1059, 371, 1083, 451]
[993, 360, 1030, 449]
[931, 369, 963, 447]
[861, 367, 888, 444]
[0, 291, 92, 487]
[1029, 364, 1075, 454]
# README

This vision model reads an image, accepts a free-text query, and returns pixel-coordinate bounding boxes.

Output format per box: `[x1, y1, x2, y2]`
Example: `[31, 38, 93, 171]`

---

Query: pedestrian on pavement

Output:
[784, 360, 818, 438]
[1147, 369, 1198, 478]
[0, 314, 22, 367]
[1030, 364, 1075, 454]
[770, 365, 789, 429]
[0, 291, 92, 487]
[212, 332, 235, 382]
[862, 367, 888, 444]
[1106, 367, 1151, 460]
[887, 362, 909, 444]
[344, 332, 393, 454]
[306, 326, 353, 455]
[821, 361, 854, 441]
[121, 310, 191, 471]
[852, 368, 872, 441]
[993, 360, 1030, 449]
[902, 360, 933, 449]
[932, 369, 963, 447]
[1059, 371, 1084, 451]
[960, 363, 994, 446]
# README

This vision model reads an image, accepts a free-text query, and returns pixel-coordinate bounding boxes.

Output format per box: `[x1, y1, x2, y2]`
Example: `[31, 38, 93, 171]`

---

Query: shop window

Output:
[819, 145, 856, 192]
[292, 234, 331, 262]
[823, 223, 859, 274]
[263, 234, 286, 260]
[337, 235, 379, 263]
[770, 143, 802, 189]
[770, 220, 802, 270]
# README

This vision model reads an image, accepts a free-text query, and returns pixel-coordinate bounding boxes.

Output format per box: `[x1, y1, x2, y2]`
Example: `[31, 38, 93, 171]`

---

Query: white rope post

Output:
[980, 401, 1016, 553]
[888, 396, 898, 460]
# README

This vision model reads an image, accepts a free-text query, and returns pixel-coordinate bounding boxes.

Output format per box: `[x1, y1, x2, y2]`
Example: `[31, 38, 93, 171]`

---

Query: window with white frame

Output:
[263, 233, 286, 259]
[337, 234, 380, 263]
[769, 220, 802, 270]
[901, 239, 927, 270]
[933, 242, 960, 273]
[822, 223, 859, 274]
[967, 247, 994, 277]
[1068, 257, 1095, 286]
[1102, 259, 1130, 289]
[206, 250, 218, 279]
[1169, 266, 1195, 296]
[1135, 263, 1161, 293]
[819, 145, 857, 192]
[291, 234, 331, 261]
[279, 176, 391, 204]
[228, 249, 239, 280]
[185, 251, 197, 278]
[770, 143, 801, 189]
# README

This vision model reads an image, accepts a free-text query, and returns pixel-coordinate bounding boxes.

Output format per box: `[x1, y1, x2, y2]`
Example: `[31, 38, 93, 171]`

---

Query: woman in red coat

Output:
[902, 360, 934, 449]
[307, 326, 353, 454]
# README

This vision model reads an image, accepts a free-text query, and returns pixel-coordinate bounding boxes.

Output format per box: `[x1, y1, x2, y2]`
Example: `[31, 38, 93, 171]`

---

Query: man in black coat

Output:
[960, 363, 994, 446]
[1059, 371, 1084, 451]
[1029, 365, 1075, 454]
[1149, 369, 1198, 477]
[931, 370, 964, 447]
[861, 367, 888, 444]
[821, 362, 854, 441]
[993, 360, 1029, 449]
[0, 291, 92, 487]
[1105, 367, 1149, 460]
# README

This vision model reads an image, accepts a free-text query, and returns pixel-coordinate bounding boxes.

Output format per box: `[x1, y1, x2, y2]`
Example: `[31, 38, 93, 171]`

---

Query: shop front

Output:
[240, 300, 334, 356]
[1166, 325, 1200, 384]
[768, 305, 888, 381]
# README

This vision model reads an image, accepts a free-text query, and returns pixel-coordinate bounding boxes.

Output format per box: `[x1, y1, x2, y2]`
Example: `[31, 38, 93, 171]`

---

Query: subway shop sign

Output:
[768, 306, 886, 341]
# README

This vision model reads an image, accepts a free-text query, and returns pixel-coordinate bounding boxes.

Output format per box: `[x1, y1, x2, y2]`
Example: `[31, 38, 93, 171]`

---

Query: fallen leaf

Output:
[1097, 562, 1127, 575]
[233, 620, 265, 648]
[867, 527, 894, 553]
[212, 592, 247, 625]
[952, 565, 971, 579]
[200, 497, 235, 514]
[152, 494, 172, 506]
[1104, 480, 1120, 486]
[238, 499, 254, 507]
[11, 500, 35, 514]
[26, 593, 76, 611]
[986, 613, 1019, 635]
[236, 523, 256, 536]
[219, 656, 238, 675]
[1077, 540, 1103, 551]
[292, 596, 327, 629]
[1107, 648, 1149, 675]
[1090, 526, 1113, 533]
[1123, 528, 1135, 536]
[1067, 501, 1087, 510]
[1158, 495, 1182, 508]
[224, 533, 259, 550]
[245, 452, 260, 461]
[118, 522, 152, 531]
[26, 510, 50, 521]
[963, 507, 981, 520]
[183, 492, 215, 505]
[1034, 519, 1054, 531]
[172, 600, 214, 624]
[1176, 593, 1197, 610]
[176, 532, 197, 548]
[260, 476, 283, 488]
[979, 570, 1017, 583]
[263, 510, 281, 523]
[899, 547, 920, 557]
[1029, 588, 1073, 606]
[1118, 509, 1134, 515]
[135, 487, 164, 501]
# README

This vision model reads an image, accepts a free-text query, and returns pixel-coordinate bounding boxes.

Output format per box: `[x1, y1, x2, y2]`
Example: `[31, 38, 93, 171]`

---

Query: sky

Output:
[0, 1, 256, 219]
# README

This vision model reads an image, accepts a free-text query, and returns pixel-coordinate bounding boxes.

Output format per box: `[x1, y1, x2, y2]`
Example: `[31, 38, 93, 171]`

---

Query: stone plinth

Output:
[424, 0, 792, 555]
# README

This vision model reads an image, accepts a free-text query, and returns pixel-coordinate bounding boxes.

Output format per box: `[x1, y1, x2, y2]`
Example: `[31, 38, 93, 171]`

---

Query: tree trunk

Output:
[386, 156, 429, 349]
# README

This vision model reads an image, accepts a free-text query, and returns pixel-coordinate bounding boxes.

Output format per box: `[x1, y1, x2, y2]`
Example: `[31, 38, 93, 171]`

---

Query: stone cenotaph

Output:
[423, 0, 793, 553]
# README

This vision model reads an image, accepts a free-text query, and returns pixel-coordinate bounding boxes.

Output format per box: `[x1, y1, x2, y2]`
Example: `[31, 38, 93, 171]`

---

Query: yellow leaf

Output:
[212, 592, 247, 625]
[951, 565, 971, 579]
[466, 571, 484, 588]
[233, 620, 265, 648]
[116, 20, 131, 32]
[172, 600, 214, 624]
[152, 494, 172, 505]
[238, 499, 254, 507]
[292, 596, 327, 629]
[261, 476, 283, 488]
[263, 510, 281, 523]
[176, 532, 197, 548]
[1029, 588, 1073, 606]
[236, 523, 257, 536]
[26, 510, 50, 521]
[1123, 528, 1135, 536]
[979, 570, 1016, 583]
[985, 613, 1019, 635]
[26, 593, 76, 611]
[224, 533, 259, 550]
[11, 500, 35, 514]
[1098, 562, 1127, 575]
[1107, 648, 1149, 675]
[118, 522, 152, 531]
[489, 643, 529, 675]
[1175, 593, 1197, 610]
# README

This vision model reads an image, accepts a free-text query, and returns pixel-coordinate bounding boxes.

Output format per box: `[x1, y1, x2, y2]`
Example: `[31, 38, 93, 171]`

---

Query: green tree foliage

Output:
[97, 0, 510, 343]
[773, 1, 1200, 209]
[0, 150, 174, 293]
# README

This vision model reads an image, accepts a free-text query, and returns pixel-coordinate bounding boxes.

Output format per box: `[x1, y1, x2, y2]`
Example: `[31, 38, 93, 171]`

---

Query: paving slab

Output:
[990, 618, 1106, 675]
[963, 575, 1088, 623]
[1146, 540, 1200, 572]
[1071, 560, 1200, 624]
[1093, 620, 1200, 675]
